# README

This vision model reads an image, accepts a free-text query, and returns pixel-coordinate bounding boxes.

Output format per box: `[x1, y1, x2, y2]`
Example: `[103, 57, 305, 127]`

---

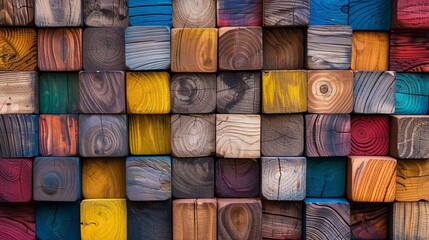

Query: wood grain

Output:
[351, 115, 389, 156]
[349, 0, 392, 30]
[173, 0, 215, 28]
[395, 73, 429, 114]
[36, 202, 80, 240]
[0, 0, 34, 26]
[83, 0, 128, 27]
[306, 157, 346, 198]
[390, 30, 429, 72]
[263, 0, 309, 26]
[0, 158, 32, 202]
[396, 159, 429, 201]
[392, 0, 429, 28]
[128, 0, 172, 26]
[39, 114, 78, 156]
[391, 202, 429, 240]
[0, 203, 35, 240]
[351, 32, 389, 71]
[217, 0, 262, 26]
[0, 28, 37, 70]
[0, 115, 38, 158]
[262, 200, 302, 240]
[0, 71, 38, 114]
[309, 0, 348, 25]
[35, 0, 81, 26]
[39, 72, 79, 114]
[351, 202, 388, 240]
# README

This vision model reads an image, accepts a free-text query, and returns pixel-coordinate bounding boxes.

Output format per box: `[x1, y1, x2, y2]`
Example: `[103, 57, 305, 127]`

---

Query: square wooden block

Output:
[0, 0, 34, 26]
[216, 114, 260, 158]
[391, 115, 429, 159]
[0, 158, 32, 202]
[217, 0, 262, 27]
[0, 28, 37, 70]
[263, 0, 309, 26]
[83, 0, 128, 27]
[35, 0, 81, 26]
[395, 73, 429, 114]
[128, 0, 172, 26]
[351, 115, 389, 156]
[0, 115, 38, 158]
[391, 202, 429, 240]
[351, 32, 389, 71]
[390, 30, 429, 72]
[351, 203, 388, 239]
[310, 0, 348, 25]
[0, 71, 38, 114]
[392, 0, 429, 28]
[39, 73, 79, 114]
[33, 157, 81, 201]
[128, 200, 171, 239]
[347, 156, 396, 202]
[39, 114, 78, 156]
[262, 201, 302, 239]
[0, 203, 35, 239]
[36, 202, 80, 240]
[396, 159, 429, 201]
[173, 0, 215, 28]
[307, 157, 346, 198]
[126, 156, 171, 201]
[349, 0, 391, 30]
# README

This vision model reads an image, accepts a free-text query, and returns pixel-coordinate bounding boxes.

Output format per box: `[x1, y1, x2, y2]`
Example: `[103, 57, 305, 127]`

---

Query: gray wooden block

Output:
[35, 0, 82, 26]
[263, 0, 309, 26]
[83, 0, 128, 27]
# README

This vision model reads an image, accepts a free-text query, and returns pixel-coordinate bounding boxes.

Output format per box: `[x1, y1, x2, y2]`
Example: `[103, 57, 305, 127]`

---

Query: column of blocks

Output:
[0, 203, 35, 239]
[0, 28, 37, 71]
[351, 202, 388, 239]
[396, 159, 429, 201]
[36, 202, 80, 240]
[83, 0, 128, 27]
[0, 158, 32, 202]
[306, 157, 346, 198]
[0, 0, 34, 26]
[263, 0, 309, 26]
[395, 73, 429, 114]
[262, 201, 302, 239]
[0, 71, 38, 114]
[39, 114, 78, 156]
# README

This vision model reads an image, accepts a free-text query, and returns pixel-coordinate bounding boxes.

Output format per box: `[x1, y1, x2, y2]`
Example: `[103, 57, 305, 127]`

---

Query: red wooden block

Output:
[351, 115, 389, 156]
[0, 158, 32, 202]
[0, 203, 35, 240]
[390, 30, 429, 72]
[392, 0, 429, 28]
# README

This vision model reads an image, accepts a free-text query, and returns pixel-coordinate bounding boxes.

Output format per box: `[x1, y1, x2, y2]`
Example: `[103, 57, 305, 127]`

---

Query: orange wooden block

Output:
[0, 28, 37, 71]
[39, 114, 78, 156]
[351, 32, 389, 71]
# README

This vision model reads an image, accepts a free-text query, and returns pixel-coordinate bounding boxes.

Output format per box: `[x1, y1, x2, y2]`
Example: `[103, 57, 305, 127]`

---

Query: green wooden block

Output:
[39, 73, 79, 114]
[306, 157, 346, 198]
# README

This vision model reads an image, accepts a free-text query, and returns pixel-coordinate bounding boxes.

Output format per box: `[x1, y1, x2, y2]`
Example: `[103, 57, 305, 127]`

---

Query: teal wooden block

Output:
[349, 0, 391, 30]
[128, 0, 172, 27]
[0, 115, 38, 158]
[39, 72, 79, 114]
[306, 157, 346, 198]
[395, 73, 429, 115]
[310, 0, 349, 25]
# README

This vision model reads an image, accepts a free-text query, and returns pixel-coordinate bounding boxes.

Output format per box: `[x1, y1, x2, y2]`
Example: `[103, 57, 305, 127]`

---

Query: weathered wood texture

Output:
[0, 0, 34, 26]
[391, 202, 429, 240]
[33, 157, 80, 201]
[0, 28, 37, 70]
[351, 32, 389, 71]
[309, 0, 348, 25]
[347, 156, 396, 202]
[0, 203, 35, 239]
[395, 73, 429, 114]
[262, 200, 302, 240]
[307, 25, 352, 70]
[126, 156, 171, 201]
[39, 114, 78, 156]
[392, 0, 429, 28]
[263, 0, 309, 26]
[38, 28, 82, 71]
[83, 0, 128, 27]
[351, 202, 388, 240]
[390, 30, 429, 72]
[216, 158, 260, 198]
[171, 114, 215, 157]
[0, 71, 38, 114]
[39, 72, 79, 114]
[173, 0, 215, 28]
[261, 157, 306, 201]
[354, 71, 396, 114]
[306, 157, 346, 198]
[171, 73, 216, 114]
[79, 114, 128, 157]
[390, 115, 429, 159]
[129, 114, 171, 155]
[125, 26, 170, 70]
[0, 115, 38, 158]
[351, 115, 390, 156]
[0, 158, 32, 202]
[36, 202, 80, 240]
[171, 28, 217, 72]
[306, 114, 351, 157]
[172, 157, 214, 198]
[82, 158, 126, 199]
[79, 71, 125, 113]
[396, 159, 429, 201]
[218, 199, 262, 240]
[128, 0, 172, 26]
[35, 0, 81, 26]
[219, 27, 263, 71]
[216, 114, 260, 158]
[217, 0, 262, 27]
[349, 0, 391, 30]
[173, 199, 217, 240]
[262, 70, 307, 113]
[307, 70, 353, 113]
[263, 28, 304, 70]
[217, 72, 261, 113]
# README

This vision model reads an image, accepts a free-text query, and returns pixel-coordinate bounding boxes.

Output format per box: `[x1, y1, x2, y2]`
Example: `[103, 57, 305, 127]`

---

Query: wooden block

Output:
[351, 203, 388, 240]
[0, 0, 34, 26]
[263, 0, 309, 26]
[39, 114, 78, 156]
[128, 0, 172, 26]
[0, 71, 38, 114]
[307, 157, 346, 198]
[396, 159, 429, 201]
[33, 157, 81, 201]
[261, 157, 306, 201]
[216, 114, 260, 158]
[126, 156, 171, 201]
[0, 115, 38, 158]
[173, 0, 215, 28]
[38, 28, 82, 71]
[306, 114, 351, 157]
[261, 114, 304, 156]
[216, 158, 260, 198]
[80, 199, 127, 240]
[351, 115, 389, 156]
[0, 203, 35, 239]
[347, 156, 396, 202]
[395, 73, 429, 114]
[263, 28, 304, 70]
[35, 0, 81, 26]
[125, 26, 170, 70]
[354, 71, 395, 114]
[0, 28, 37, 70]
[126, 72, 170, 114]
[216, 72, 261, 113]
[390, 115, 429, 159]
[172, 157, 214, 198]
[36, 202, 80, 240]
[307, 25, 352, 70]
[217, 0, 262, 27]
[262, 201, 302, 240]
[171, 73, 216, 114]
[171, 114, 215, 157]
[173, 199, 217, 240]
[392, 0, 429, 28]
[83, 0, 128, 27]
[0, 158, 32, 202]
[39, 72, 79, 114]
[349, 0, 391, 30]
[307, 70, 353, 113]
[391, 202, 429, 239]
[390, 30, 429, 72]
[129, 114, 171, 155]
[79, 71, 125, 113]
[218, 199, 262, 240]
[82, 28, 125, 70]
[79, 114, 128, 157]
[218, 27, 262, 71]
[171, 28, 217, 72]
[82, 158, 126, 199]
[351, 32, 389, 71]
[309, 0, 348, 25]
[262, 70, 307, 113]
[128, 200, 171, 240]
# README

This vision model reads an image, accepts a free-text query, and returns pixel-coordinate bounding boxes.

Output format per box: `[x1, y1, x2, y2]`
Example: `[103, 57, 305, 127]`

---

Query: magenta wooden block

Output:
[0, 158, 32, 202]
[0, 203, 35, 240]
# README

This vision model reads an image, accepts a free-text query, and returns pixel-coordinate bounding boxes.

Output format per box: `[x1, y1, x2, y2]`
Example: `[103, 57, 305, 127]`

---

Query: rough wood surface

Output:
[351, 202, 388, 240]
[262, 200, 302, 240]
[173, 0, 215, 28]
[0, 158, 32, 202]
[309, 0, 348, 25]
[0, 28, 37, 70]
[349, 0, 391, 30]
[395, 73, 429, 114]
[390, 30, 429, 72]
[0, 115, 38, 158]
[392, 0, 429, 28]
[0, 71, 38, 114]
[351, 32, 389, 71]
[0, 0, 34, 26]
[35, 0, 81, 26]
[0, 203, 35, 240]
[263, 0, 309, 26]
[306, 157, 346, 198]
[217, 0, 262, 26]
[128, 0, 172, 26]
[351, 115, 389, 156]
[39, 72, 79, 114]
[36, 202, 80, 240]
[39, 114, 78, 156]
[391, 202, 429, 240]
[396, 159, 429, 201]
[83, 0, 128, 27]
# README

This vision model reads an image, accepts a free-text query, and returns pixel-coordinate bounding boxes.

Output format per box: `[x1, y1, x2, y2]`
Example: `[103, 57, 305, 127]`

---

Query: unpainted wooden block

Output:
[390, 30, 429, 72]
[306, 157, 346, 198]
[173, 0, 215, 28]
[0, 115, 38, 158]
[351, 115, 390, 156]
[396, 159, 429, 201]
[0, 71, 38, 114]
[349, 0, 391, 30]
[391, 202, 429, 240]
[0, 28, 37, 70]
[35, 0, 81, 26]
[217, 0, 262, 27]
[39, 114, 78, 156]
[0, 158, 32, 202]
[351, 202, 388, 239]
[392, 0, 429, 28]
[83, 0, 128, 27]
[128, 0, 172, 26]
[39, 72, 79, 114]
[36, 202, 80, 240]
[395, 73, 429, 114]
[263, 0, 309, 26]
[0, 0, 34, 26]
[0, 203, 35, 239]
[262, 201, 302, 239]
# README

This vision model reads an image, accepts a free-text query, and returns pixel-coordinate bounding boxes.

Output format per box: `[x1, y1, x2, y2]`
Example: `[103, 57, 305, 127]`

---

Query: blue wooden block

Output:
[395, 73, 429, 115]
[0, 115, 38, 158]
[310, 0, 349, 25]
[306, 157, 346, 198]
[349, 0, 391, 30]
[36, 201, 80, 240]
[128, 0, 172, 27]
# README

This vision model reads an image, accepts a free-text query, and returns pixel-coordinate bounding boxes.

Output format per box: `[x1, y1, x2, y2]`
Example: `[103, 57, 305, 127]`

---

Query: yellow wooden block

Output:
[129, 114, 171, 155]
[351, 31, 389, 71]
[80, 199, 127, 240]
[126, 72, 170, 114]
[262, 70, 307, 113]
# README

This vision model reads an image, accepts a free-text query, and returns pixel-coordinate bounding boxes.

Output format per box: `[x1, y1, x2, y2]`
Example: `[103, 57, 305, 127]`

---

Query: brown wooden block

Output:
[0, 28, 37, 70]
[351, 32, 389, 71]
[35, 0, 81, 26]
[0, 203, 35, 239]
[396, 159, 429, 201]
[39, 114, 78, 156]
[0, 158, 32, 202]
[390, 30, 429, 72]
[0, 0, 34, 26]
[263, 0, 309, 26]
[173, 0, 215, 28]
[351, 202, 388, 240]
[392, 0, 429, 29]
[83, 0, 128, 27]
[262, 200, 302, 240]
[391, 202, 429, 240]
[0, 115, 38, 158]
[0, 71, 38, 114]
